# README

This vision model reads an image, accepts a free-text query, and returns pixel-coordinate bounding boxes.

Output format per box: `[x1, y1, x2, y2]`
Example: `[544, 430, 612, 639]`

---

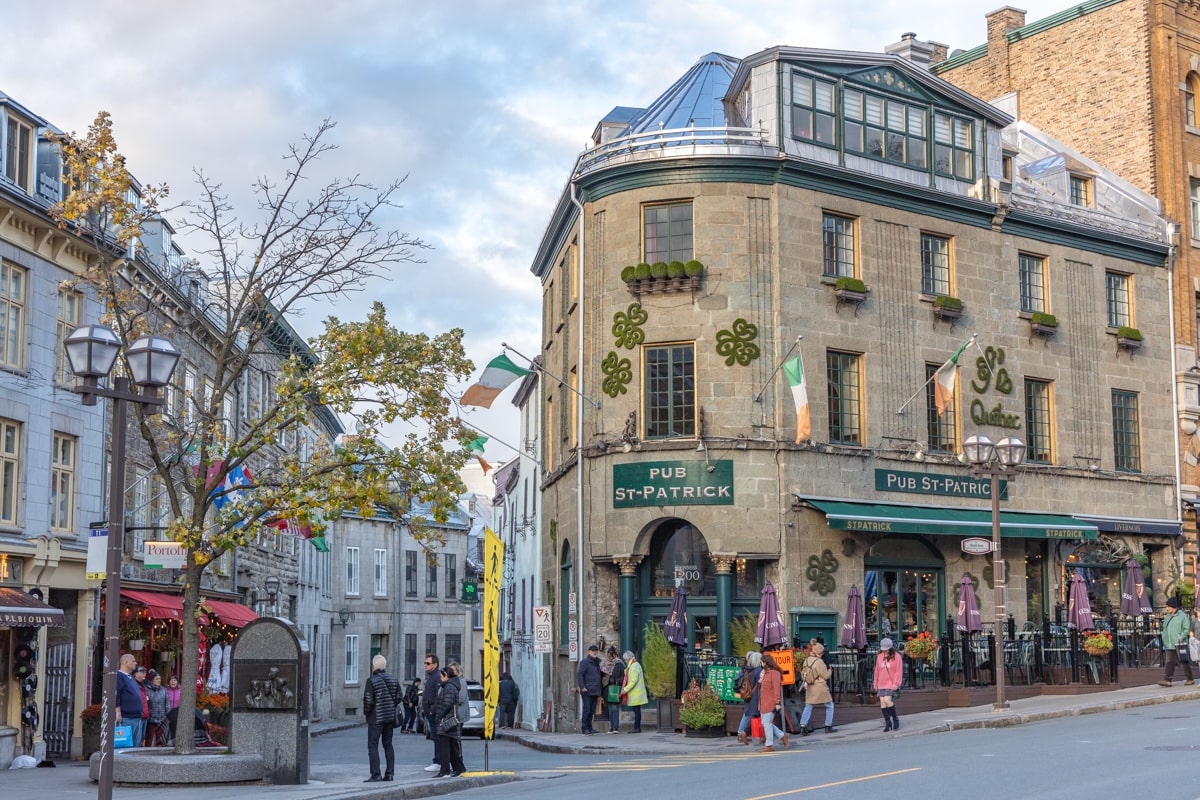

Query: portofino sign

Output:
[613, 460, 734, 508]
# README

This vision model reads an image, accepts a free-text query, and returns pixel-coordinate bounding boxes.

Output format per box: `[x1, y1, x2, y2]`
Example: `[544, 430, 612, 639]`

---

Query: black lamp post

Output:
[66, 325, 179, 800]
[963, 433, 1026, 712]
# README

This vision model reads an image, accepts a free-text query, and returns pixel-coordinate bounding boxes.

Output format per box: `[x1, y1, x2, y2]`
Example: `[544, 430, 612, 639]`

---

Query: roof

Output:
[622, 52, 739, 135]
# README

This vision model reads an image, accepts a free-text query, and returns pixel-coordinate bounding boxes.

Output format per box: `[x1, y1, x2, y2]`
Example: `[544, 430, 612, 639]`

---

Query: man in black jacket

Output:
[577, 644, 603, 734]
[420, 653, 442, 772]
[362, 654, 401, 782]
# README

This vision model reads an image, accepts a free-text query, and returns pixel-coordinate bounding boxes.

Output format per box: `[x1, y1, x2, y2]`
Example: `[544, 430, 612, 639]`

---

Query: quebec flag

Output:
[206, 462, 256, 515]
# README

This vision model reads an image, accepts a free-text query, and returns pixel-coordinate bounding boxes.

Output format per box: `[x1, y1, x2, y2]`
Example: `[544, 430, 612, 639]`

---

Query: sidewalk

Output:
[6, 684, 1197, 798]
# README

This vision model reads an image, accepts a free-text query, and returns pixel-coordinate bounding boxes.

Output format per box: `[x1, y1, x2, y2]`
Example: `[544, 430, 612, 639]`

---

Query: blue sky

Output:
[4, 0, 1065, 463]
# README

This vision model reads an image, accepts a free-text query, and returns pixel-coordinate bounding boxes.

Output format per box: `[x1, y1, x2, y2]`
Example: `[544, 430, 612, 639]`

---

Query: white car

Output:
[416, 679, 485, 737]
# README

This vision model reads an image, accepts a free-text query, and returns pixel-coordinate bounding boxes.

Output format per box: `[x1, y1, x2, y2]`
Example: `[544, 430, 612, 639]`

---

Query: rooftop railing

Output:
[575, 125, 775, 178]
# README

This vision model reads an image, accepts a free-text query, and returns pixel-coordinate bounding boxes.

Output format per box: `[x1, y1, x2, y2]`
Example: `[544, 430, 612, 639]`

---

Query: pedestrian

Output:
[798, 641, 838, 735]
[362, 654, 402, 782]
[434, 669, 466, 778]
[1158, 597, 1195, 687]
[401, 678, 420, 733]
[134, 665, 150, 745]
[165, 675, 181, 710]
[620, 650, 648, 733]
[115, 656, 145, 748]
[576, 643, 602, 734]
[605, 646, 624, 734]
[758, 653, 789, 752]
[145, 669, 170, 746]
[735, 651, 762, 744]
[445, 662, 471, 745]
[420, 653, 442, 773]
[498, 672, 519, 729]
[872, 637, 903, 731]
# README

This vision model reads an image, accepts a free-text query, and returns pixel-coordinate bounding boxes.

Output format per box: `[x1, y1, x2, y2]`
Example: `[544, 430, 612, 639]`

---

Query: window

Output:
[924, 363, 957, 453]
[822, 213, 856, 278]
[1105, 271, 1132, 328]
[921, 234, 951, 296]
[826, 351, 862, 445]
[1, 419, 20, 524]
[792, 73, 836, 145]
[425, 634, 437, 662]
[405, 550, 417, 597]
[1111, 390, 1141, 472]
[1069, 175, 1092, 207]
[445, 634, 462, 668]
[1019, 253, 1047, 314]
[560, 541, 573, 644]
[345, 546, 360, 596]
[1188, 72, 1199, 128]
[373, 548, 387, 596]
[6, 118, 32, 192]
[445, 554, 457, 599]
[404, 634, 417, 681]
[0, 261, 26, 369]
[426, 553, 438, 597]
[643, 202, 693, 264]
[344, 634, 359, 684]
[1192, 181, 1200, 242]
[933, 113, 974, 181]
[843, 89, 926, 168]
[1024, 379, 1053, 464]
[55, 289, 81, 384]
[644, 343, 695, 439]
[49, 433, 75, 532]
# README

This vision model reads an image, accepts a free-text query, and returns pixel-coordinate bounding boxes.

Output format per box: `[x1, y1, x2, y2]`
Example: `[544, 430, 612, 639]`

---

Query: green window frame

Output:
[924, 363, 957, 453]
[644, 343, 695, 439]
[826, 350, 862, 445]
[822, 213, 856, 278]
[1019, 253, 1046, 314]
[643, 202, 693, 264]
[1105, 271, 1131, 329]
[843, 88, 926, 169]
[933, 113, 974, 181]
[1024, 379, 1053, 465]
[791, 73, 836, 146]
[1111, 390, 1141, 473]
[921, 233, 951, 296]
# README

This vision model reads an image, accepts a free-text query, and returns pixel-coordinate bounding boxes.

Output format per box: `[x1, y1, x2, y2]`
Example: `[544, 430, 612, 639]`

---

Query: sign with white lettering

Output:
[144, 541, 187, 570]
[85, 527, 108, 580]
[612, 460, 735, 508]
[875, 468, 1007, 500]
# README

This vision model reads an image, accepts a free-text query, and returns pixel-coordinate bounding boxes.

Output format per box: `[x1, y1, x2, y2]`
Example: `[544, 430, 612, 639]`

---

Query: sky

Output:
[4, 0, 1067, 470]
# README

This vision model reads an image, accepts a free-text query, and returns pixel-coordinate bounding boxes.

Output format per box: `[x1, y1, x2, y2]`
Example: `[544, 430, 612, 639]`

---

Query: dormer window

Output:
[5, 118, 32, 192]
[1069, 174, 1092, 207]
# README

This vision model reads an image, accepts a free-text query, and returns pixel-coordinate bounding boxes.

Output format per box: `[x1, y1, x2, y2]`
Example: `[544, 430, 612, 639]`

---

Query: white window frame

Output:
[1, 261, 26, 370]
[1, 418, 20, 525]
[373, 548, 387, 597]
[6, 117, 33, 192]
[344, 634, 359, 685]
[49, 432, 76, 533]
[55, 289, 81, 385]
[345, 546, 360, 596]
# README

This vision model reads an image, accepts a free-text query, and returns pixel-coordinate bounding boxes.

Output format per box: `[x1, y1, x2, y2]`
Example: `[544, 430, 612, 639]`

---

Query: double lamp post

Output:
[65, 324, 179, 800]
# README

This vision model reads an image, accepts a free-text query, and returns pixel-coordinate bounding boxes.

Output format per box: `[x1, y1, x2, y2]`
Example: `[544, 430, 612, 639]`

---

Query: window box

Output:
[622, 260, 704, 296]
[1029, 312, 1058, 338]
[833, 277, 867, 314]
[1116, 326, 1142, 352]
[932, 294, 963, 324]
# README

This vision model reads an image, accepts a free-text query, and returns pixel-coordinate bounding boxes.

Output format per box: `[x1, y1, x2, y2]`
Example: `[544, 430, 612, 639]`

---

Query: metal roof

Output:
[623, 52, 740, 135]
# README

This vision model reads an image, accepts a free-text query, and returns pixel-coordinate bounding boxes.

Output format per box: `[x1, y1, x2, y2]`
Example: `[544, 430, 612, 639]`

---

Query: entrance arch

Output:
[864, 535, 945, 643]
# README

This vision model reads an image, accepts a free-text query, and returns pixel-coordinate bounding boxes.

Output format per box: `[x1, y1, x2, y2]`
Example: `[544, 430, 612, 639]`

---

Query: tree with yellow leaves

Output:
[51, 113, 474, 754]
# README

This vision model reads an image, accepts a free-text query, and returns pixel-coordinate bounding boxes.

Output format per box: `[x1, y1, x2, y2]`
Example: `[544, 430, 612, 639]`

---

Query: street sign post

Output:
[533, 606, 552, 654]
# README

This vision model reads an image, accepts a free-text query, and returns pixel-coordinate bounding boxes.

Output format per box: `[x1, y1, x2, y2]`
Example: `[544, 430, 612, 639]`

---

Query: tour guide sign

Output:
[613, 460, 734, 508]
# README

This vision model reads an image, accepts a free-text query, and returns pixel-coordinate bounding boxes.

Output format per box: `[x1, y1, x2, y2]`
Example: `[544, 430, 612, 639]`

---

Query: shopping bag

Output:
[750, 716, 764, 739]
[606, 684, 621, 703]
[114, 724, 135, 749]
[1189, 636, 1200, 663]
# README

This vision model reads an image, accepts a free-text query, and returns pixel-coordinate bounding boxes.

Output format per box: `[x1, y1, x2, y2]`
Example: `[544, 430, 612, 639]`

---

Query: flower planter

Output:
[82, 730, 101, 758]
[128, 639, 145, 651]
[624, 275, 702, 297]
[1083, 645, 1112, 657]
[1116, 337, 1141, 352]
[683, 725, 725, 738]
[1030, 322, 1057, 338]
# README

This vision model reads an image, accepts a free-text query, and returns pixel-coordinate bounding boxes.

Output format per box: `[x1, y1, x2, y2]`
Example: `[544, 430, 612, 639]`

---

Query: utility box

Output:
[790, 607, 838, 648]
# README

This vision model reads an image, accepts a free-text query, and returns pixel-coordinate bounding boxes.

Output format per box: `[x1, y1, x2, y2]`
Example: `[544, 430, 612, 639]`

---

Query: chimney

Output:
[884, 32, 948, 69]
[983, 6, 1025, 83]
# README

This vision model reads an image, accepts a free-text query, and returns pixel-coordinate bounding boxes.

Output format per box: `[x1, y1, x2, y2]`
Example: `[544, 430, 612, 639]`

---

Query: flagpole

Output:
[753, 335, 803, 402]
[895, 333, 977, 415]
[502, 342, 601, 409]
[460, 420, 543, 467]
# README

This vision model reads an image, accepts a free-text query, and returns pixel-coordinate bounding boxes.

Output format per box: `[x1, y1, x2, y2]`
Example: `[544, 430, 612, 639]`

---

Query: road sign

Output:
[533, 605, 552, 653]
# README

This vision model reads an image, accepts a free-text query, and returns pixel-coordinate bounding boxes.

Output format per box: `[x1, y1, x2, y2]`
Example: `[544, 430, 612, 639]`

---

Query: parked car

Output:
[415, 679, 485, 737]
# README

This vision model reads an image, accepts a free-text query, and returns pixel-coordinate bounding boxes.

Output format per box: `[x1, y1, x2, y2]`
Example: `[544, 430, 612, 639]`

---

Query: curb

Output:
[337, 773, 519, 799]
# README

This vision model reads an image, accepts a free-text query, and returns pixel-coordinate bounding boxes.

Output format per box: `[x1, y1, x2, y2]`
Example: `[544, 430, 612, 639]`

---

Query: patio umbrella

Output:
[1067, 572, 1095, 630]
[662, 586, 689, 646]
[1120, 558, 1154, 617]
[755, 583, 788, 648]
[956, 575, 982, 633]
[840, 585, 867, 649]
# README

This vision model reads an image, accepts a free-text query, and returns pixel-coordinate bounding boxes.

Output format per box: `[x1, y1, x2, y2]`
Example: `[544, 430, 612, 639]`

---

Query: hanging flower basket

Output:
[1082, 630, 1113, 656]
[903, 631, 938, 660]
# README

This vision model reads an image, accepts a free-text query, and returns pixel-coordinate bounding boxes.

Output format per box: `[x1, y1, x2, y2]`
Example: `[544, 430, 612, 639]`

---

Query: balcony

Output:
[575, 125, 775, 178]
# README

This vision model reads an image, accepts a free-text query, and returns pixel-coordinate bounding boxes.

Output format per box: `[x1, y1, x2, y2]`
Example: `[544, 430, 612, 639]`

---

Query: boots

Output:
[824, 725, 838, 733]
[737, 731, 748, 744]
[800, 724, 812, 736]
[882, 708, 892, 732]
[888, 708, 901, 730]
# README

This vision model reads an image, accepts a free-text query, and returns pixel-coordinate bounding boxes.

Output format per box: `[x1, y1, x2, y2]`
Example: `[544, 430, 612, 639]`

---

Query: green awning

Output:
[805, 499, 1098, 540]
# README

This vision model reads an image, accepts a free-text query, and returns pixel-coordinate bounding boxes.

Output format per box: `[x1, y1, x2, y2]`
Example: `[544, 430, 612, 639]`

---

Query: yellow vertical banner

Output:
[483, 527, 503, 740]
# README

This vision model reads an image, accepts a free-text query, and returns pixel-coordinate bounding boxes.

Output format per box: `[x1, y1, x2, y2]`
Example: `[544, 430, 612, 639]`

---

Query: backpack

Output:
[738, 670, 756, 701]
[801, 658, 817, 685]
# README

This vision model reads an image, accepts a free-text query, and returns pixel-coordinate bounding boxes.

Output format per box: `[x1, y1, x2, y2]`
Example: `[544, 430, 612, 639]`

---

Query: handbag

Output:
[1177, 641, 1191, 664]
[1189, 637, 1200, 664]
[606, 684, 621, 703]
[437, 712, 459, 735]
[114, 724, 135, 749]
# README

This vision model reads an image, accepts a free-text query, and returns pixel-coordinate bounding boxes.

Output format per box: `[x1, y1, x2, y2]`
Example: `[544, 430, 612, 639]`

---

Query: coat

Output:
[758, 668, 782, 715]
[608, 658, 625, 692]
[362, 669, 401, 726]
[434, 679, 462, 740]
[873, 652, 904, 692]
[145, 684, 170, 724]
[421, 669, 441, 715]
[621, 659, 649, 707]
[801, 655, 832, 705]
[735, 665, 762, 717]
[499, 676, 520, 705]
[1163, 609, 1190, 648]
[577, 654, 602, 694]
[116, 670, 144, 719]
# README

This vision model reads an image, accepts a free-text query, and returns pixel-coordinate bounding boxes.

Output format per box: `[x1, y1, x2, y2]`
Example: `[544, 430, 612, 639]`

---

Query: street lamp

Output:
[963, 433, 1025, 712]
[66, 325, 179, 800]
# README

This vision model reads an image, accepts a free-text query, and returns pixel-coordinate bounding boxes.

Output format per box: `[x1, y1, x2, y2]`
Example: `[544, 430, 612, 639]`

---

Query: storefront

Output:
[0, 587, 66, 768]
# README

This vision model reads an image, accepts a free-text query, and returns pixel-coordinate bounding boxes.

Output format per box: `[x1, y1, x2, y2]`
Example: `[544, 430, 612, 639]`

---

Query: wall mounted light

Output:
[841, 537, 857, 557]
[336, 607, 352, 627]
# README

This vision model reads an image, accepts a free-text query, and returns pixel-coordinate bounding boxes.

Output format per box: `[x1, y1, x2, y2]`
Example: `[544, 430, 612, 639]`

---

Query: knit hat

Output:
[880, 637, 894, 651]
[1167, 597, 1181, 609]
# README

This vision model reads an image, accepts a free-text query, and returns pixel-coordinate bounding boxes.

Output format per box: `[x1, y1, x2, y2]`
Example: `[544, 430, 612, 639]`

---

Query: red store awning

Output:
[120, 589, 209, 624]
[204, 599, 258, 628]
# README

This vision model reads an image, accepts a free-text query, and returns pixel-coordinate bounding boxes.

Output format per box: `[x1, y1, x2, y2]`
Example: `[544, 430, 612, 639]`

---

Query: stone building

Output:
[529, 46, 1180, 729]
[929, 0, 1200, 576]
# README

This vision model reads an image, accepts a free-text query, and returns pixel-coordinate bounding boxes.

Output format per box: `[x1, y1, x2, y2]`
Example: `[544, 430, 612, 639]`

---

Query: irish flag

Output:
[467, 436, 492, 475]
[461, 354, 531, 409]
[934, 340, 971, 416]
[783, 355, 810, 443]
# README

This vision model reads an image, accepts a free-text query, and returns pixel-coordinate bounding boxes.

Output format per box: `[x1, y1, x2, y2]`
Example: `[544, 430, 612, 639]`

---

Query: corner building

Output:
[530, 47, 1179, 730]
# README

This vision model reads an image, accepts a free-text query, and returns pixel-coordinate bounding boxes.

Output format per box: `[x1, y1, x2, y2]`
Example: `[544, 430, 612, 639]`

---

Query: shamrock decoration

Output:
[715, 318, 760, 366]
[612, 302, 648, 350]
[601, 351, 632, 397]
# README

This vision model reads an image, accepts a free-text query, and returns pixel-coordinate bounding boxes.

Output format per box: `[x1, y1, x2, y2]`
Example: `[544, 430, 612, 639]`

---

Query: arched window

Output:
[1186, 72, 1200, 128]
[646, 520, 714, 598]
[559, 540, 573, 644]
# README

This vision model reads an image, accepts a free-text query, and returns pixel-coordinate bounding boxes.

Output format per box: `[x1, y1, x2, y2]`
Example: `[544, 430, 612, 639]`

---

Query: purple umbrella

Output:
[663, 586, 689, 646]
[840, 585, 866, 649]
[956, 575, 982, 633]
[1067, 572, 1094, 631]
[1120, 559, 1154, 617]
[755, 583, 787, 648]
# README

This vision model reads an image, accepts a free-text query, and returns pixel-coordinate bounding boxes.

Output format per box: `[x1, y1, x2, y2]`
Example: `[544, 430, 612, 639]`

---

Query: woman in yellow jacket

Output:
[620, 651, 648, 733]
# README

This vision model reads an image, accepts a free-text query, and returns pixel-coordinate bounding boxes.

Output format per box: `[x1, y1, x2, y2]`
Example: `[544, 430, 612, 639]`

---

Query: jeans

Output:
[738, 707, 757, 735]
[400, 705, 416, 731]
[608, 701, 620, 731]
[499, 701, 517, 728]
[800, 701, 835, 728]
[366, 722, 395, 778]
[580, 693, 596, 732]
[425, 712, 441, 765]
[761, 710, 785, 746]
[630, 704, 642, 732]
[129, 716, 147, 748]
[437, 733, 464, 775]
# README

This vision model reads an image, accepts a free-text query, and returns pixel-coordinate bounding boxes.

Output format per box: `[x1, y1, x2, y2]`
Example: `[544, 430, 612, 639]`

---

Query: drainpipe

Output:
[1166, 227, 1185, 574]
[569, 179, 586, 732]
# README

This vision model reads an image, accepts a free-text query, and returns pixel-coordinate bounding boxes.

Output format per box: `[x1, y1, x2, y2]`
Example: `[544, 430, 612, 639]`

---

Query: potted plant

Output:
[152, 630, 179, 662]
[80, 703, 103, 757]
[1030, 311, 1058, 336]
[834, 276, 868, 311]
[678, 679, 726, 737]
[1081, 630, 1113, 656]
[641, 621, 676, 730]
[1116, 325, 1142, 351]
[902, 631, 938, 661]
[120, 619, 147, 651]
[620, 265, 637, 283]
[933, 294, 963, 322]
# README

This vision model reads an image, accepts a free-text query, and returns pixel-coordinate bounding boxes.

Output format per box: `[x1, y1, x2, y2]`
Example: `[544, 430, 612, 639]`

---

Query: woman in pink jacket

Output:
[757, 653, 788, 752]
[872, 637, 904, 731]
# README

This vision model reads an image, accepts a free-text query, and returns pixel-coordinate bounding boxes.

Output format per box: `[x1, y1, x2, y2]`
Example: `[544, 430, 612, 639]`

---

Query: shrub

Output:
[620, 265, 637, 282]
[835, 276, 866, 293]
[634, 262, 652, 280]
[684, 259, 705, 277]
[1030, 311, 1057, 327]
[667, 260, 686, 278]
[934, 294, 962, 311]
[80, 703, 103, 732]
[650, 261, 669, 279]
[678, 679, 726, 729]
[641, 621, 676, 699]
[1116, 325, 1142, 341]
[729, 614, 759, 659]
